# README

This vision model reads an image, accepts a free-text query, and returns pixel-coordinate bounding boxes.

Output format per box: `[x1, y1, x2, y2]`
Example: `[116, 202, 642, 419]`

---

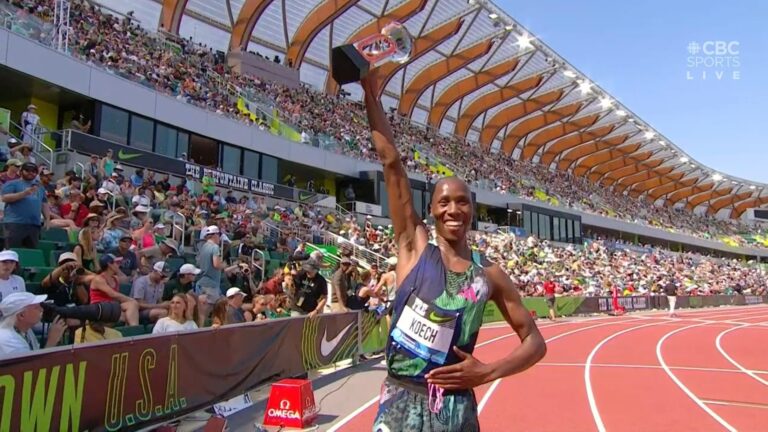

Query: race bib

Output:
[391, 294, 458, 365]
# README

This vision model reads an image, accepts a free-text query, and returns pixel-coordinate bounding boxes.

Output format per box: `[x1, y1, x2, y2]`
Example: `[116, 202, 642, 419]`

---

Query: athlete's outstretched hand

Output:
[426, 347, 492, 390]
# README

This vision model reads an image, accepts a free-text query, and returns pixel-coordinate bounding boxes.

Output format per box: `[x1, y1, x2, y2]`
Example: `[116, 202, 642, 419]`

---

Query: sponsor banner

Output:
[354, 201, 383, 217]
[596, 295, 649, 313]
[0, 313, 361, 432]
[477, 222, 499, 233]
[66, 131, 330, 203]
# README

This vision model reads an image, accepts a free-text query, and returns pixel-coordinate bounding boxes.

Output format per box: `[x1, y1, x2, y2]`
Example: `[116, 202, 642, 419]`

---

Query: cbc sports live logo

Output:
[686, 40, 740, 81]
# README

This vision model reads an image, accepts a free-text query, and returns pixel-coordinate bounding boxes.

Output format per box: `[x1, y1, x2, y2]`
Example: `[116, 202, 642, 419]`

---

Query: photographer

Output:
[226, 261, 260, 300]
[0, 292, 67, 357]
[41, 252, 122, 326]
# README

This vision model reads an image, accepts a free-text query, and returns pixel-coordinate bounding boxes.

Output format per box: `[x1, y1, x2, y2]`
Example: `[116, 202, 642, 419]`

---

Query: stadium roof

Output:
[155, 0, 768, 218]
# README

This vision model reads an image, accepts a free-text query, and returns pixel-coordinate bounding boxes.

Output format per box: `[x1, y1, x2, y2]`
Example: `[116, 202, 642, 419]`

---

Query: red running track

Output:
[331, 305, 768, 431]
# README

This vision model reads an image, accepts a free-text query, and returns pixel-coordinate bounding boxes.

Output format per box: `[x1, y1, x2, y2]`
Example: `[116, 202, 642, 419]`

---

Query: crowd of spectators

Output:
[5, 0, 767, 249]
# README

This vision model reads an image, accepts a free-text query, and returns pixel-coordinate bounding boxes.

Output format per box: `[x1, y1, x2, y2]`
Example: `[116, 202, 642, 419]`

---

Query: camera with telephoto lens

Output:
[41, 300, 119, 324]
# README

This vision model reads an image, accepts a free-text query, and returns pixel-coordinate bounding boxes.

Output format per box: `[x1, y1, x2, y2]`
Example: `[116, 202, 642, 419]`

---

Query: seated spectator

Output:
[0, 292, 67, 357]
[41, 251, 91, 310]
[137, 237, 179, 275]
[0, 250, 25, 301]
[131, 261, 171, 323]
[162, 263, 200, 323]
[89, 254, 140, 326]
[152, 293, 198, 334]
[74, 321, 122, 345]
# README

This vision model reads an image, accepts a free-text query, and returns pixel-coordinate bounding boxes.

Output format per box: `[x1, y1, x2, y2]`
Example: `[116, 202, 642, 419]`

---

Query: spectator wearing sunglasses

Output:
[131, 261, 172, 324]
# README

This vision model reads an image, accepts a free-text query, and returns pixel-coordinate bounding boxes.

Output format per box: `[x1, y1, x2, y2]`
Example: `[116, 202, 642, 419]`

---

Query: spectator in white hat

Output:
[195, 225, 227, 323]
[0, 292, 67, 358]
[0, 250, 25, 302]
[224, 287, 247, 324]
[21, 104, 40, 145]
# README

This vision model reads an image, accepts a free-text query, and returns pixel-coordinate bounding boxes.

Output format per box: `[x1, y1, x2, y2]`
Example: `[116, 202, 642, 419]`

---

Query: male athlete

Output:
[361, 75, 547, 432]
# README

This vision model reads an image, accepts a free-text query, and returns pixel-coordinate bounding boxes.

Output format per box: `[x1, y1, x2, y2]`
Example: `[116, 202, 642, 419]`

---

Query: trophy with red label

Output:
[331, 21, 413, 85]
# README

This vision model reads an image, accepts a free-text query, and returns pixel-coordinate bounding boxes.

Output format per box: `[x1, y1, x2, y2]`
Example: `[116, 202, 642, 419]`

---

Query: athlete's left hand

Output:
[426, 347, 493, 390]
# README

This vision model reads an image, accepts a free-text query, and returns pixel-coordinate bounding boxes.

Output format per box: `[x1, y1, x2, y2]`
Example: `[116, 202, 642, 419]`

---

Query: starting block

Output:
[262, 379, 318, 429]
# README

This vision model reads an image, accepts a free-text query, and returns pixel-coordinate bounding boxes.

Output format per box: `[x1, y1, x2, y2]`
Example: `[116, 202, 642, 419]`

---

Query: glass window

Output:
[539, 214, 550, 240]
[222, 144, 242, 174]
[129, 115, 154, 151]
[553, 217, 560, 242]
[412, 189, 423, 219]
[261, 154, 278, 183]
[155, 124, 177, 158]
[177, 132, 189, 158]
[99, 105, 129, 144]
[189, 134, 218, 167]
[531, 212, 538, 236]
[574, 221, 581, 242]
[566, 220, 573, 242]
[560, 219, 567, 241]
[379, 180, 390, 218]
[243, 150, 260, 178]
[523, 211, 531, 233]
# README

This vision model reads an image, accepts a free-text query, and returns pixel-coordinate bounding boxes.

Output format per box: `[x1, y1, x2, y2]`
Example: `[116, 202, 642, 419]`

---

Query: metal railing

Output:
[250, 248, 266, 287]
[322, 230, 388, 268]
[8, 119, 54, 169]
[171, 211, 186, 251]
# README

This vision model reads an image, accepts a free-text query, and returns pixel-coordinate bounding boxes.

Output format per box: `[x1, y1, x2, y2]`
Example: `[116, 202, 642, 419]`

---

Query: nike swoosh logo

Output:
[320, 322, 354, 357]
[428, 311, 454, 324]
[118, 150, 143, 160]
[299, 192, 314, 201]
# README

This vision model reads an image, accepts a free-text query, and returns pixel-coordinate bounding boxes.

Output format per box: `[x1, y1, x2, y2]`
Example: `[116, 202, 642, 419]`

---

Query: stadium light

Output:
[679, 157, 689, 163]
[615, 109, 627, 116]
[750, 185, 757, 189]
[489, 13, 499, 19]
[563, 70, 577, 78]
[712, 173, 723, 181]
[599, 96, 613, 109]
[659, 140, 666, 146]
[644, 131, 655, 139]
[516, 33, 534, 51]
[505, 24, 514, 31]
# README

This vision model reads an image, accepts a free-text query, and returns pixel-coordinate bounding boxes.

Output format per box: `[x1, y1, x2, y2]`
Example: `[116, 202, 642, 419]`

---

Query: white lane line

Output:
[326, 395, 379, 432]
[715, 321, 768, 387]
[476, 318, 641, 414]
[537, 362, 768, 375]
[656, 322, 738, 432]
[702, 399, 768, 410]
[584, 321, 666, 432]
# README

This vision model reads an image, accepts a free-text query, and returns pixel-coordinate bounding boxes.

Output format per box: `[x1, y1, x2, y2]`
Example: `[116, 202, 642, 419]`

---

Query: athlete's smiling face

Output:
[430, 177, 473, 243]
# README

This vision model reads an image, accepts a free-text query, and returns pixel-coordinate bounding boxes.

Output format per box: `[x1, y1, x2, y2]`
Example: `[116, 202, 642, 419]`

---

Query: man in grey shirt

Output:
[131, 261, 171, 324]
[196, 225, 228, 322]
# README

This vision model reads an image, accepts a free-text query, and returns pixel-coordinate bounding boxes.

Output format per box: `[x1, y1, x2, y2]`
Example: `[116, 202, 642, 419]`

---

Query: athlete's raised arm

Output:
[361, 76, 428, 277]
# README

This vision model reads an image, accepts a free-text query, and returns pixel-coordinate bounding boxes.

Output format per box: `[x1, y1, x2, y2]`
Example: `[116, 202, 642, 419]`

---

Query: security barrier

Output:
[0, 312, 384, 432]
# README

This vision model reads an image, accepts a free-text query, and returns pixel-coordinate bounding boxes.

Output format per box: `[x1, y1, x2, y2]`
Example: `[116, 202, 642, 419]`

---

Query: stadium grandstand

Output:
[0, 0, 766, 431]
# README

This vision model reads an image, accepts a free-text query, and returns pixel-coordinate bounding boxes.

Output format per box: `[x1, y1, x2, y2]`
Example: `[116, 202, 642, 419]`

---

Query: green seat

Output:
[117, 325, 147, 337]
[38, 241, 65, 266]
[119, 283, 132, 297]
[41, 228, 69, 243]
[26, 282, 43, 295]
[12, 249, 46, 267]
[24, 267, 54, 283]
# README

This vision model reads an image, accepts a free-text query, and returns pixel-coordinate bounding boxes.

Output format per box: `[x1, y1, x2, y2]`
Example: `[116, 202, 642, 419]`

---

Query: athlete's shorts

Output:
[372, 377, 480, 432]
